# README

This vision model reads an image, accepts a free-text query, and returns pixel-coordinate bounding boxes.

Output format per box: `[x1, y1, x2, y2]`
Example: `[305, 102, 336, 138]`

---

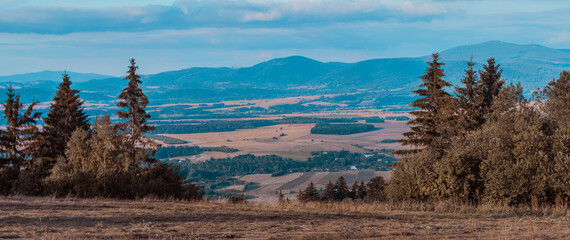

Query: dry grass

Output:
[1, 196, 568, 239]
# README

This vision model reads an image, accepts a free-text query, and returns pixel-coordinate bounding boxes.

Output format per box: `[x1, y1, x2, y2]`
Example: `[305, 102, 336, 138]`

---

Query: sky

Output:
[0, 0, 569, 76]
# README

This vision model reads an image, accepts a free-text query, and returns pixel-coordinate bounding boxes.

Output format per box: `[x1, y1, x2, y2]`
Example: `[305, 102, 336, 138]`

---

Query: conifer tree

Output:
[356, 180, 367, 200]
[298, 181, 319, 202]
[350, 181, 359, 199]
[455, 58, 483, 132]
[116, 59, 157, 171]
[43, 73, 89, 162]
[477, 58, 505, 120]
[321, 180, 336, 201]
[0, 86, 41, 168]
[397, 53, 455, 156]
[335, 176, 350, 201]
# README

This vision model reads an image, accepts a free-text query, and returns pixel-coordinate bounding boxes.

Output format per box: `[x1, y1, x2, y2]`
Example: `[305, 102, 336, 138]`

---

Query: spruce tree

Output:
[477, 58, 505, 120]
[321, 180, 336, 201]
[356, 180, 367, 200]
[455, 58, 483, 132]
[335, 176, 349, 201]
[43, 73, 89, 162]
[397, 53, 455, 156]
[116, 59, 156, 171]
[0, 86, 41, 168]
[350, 181, 359, 199]
[299, 181, 319, 202]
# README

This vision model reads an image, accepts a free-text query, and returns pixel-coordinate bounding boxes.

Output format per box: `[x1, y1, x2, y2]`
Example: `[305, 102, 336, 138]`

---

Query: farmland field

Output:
[159, 121, 408, 161]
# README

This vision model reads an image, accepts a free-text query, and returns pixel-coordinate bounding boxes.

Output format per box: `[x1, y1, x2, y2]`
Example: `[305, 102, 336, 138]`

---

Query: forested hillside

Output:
[2, 41, 570, 104]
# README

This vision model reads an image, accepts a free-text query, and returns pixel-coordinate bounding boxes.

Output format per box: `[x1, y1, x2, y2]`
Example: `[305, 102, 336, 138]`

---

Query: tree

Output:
[397, 53, 455, 156]
[0, 86, 41, 168]
[350, 181, 359, 199]
[321, 180, 336, 201]
[298, 181, 319, 202]
[356, 180, 367, 200]
[366, 176, 387, 202]
[540, 71, 570, 128]
[42, 73, 89, 163]
[335, 176, 349, 201]
[539, 71, 570, 206]
[477, 58, 505, 120]
[480, 84, 552, 206]
[455, 58, 483, 132]
[116, 59, 157, 172]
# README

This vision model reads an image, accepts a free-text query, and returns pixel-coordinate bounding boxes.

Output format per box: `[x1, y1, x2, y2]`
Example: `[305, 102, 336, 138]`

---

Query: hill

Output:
[2, 41, 569, 104]
[0, 71, 113, 83]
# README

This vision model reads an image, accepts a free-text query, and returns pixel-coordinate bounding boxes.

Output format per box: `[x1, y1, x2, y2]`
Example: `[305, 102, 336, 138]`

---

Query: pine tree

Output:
[350, 181, 359, 199]
[298, 181, 319, 202]
[116, 59, 157, 171]
[397, 53, 455, 156]
[0, 86, 41, 168]
[43, 73, 89, 162]
[356, 180, 367, 200]
[321, 180, 336, 201]
[455, 58, 483, 132]
[478, 58, 505, 120]
[335, 176, 349, 201]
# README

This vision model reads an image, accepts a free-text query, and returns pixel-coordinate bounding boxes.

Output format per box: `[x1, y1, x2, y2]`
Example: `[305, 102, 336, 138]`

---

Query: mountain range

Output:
[1, 41, 569, 105]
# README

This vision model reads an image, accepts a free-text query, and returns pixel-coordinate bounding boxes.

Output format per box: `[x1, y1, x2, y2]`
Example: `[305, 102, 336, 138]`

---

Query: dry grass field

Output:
[1, 196, 569, 239]
[161, 121, 408, 161]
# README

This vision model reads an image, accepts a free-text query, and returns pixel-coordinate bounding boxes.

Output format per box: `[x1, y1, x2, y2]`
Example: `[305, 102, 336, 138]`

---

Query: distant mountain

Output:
[0, 71, 114, 83]
[2, 41, 569, 105]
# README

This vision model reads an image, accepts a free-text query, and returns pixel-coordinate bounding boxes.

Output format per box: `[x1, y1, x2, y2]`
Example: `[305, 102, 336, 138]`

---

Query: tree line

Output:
[172, 151, 395, 183]
[310, 123, 377, 135]
[0, 59, 202, 200]
[387, 54, 570, 207]
[297, 176, 387, 202]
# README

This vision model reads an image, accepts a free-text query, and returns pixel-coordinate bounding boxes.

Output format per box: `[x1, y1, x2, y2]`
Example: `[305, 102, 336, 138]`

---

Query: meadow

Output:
[1, 196, 568, 239]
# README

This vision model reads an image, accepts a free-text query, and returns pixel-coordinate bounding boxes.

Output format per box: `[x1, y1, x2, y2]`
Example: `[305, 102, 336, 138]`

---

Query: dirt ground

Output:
[162, 121, 408, 161]
[1, 196, 568, 239]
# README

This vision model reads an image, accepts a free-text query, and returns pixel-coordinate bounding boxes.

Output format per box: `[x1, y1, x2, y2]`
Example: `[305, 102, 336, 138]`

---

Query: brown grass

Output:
[1, 196, 568, 239]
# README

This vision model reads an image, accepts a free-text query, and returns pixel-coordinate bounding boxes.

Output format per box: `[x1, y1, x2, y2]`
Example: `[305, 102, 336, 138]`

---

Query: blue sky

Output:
[0, 0, 569, 76]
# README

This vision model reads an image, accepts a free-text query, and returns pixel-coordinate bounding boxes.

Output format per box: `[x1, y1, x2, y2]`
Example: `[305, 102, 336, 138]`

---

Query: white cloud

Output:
[0, 0, 447, 34]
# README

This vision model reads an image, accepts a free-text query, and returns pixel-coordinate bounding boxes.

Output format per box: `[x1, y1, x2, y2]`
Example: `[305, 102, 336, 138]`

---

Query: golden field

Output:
[161, 121, 408, 161]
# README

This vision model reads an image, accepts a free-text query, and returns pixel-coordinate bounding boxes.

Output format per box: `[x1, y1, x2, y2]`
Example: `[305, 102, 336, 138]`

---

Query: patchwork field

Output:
[1, 196, 568, 239]
[160, 121, 408, 161]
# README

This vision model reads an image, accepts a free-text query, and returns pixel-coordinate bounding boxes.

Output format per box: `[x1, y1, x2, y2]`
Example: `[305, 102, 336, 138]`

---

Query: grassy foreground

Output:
[0, 196, 569, 239]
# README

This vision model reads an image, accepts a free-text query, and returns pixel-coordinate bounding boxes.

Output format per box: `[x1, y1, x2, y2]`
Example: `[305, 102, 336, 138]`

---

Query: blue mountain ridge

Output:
[1, 41, 569, 104]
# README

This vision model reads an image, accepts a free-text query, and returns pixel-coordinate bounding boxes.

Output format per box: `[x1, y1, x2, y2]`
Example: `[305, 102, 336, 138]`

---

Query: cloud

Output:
[0, 0, 447, 34]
